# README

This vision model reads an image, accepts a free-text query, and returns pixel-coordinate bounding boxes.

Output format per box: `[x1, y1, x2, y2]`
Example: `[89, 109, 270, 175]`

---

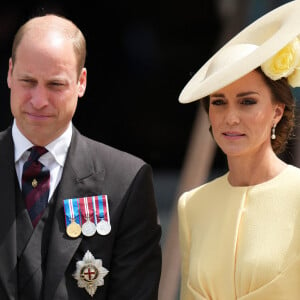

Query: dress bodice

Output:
[178, 165, 300, 299]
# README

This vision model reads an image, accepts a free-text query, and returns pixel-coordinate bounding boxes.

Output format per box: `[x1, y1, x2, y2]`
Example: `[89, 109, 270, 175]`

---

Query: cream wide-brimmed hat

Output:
[179, 0, 300, 103]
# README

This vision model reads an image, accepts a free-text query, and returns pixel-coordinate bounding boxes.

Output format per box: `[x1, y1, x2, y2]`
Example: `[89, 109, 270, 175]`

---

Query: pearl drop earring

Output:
[271, 124, 276, 140]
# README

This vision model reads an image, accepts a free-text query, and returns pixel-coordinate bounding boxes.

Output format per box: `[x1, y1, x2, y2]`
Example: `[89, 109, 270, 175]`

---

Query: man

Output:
[0, 14, 161, 299]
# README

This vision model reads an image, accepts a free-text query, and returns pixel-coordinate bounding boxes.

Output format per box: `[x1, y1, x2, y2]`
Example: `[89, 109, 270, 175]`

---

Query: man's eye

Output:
[20, 79, 36, 86]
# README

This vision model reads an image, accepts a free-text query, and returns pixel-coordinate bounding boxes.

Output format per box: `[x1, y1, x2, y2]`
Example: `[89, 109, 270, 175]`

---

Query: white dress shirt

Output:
[13, 119, 72, 201]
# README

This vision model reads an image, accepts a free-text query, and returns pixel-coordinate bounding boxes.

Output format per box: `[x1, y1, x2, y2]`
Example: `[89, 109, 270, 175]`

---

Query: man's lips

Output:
[26, 112, 50, 117]
[26, 112, 52, 120]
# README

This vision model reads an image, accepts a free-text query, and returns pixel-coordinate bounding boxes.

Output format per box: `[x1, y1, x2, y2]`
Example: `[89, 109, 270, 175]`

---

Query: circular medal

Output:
[97, 220, 111, 235]
[66, 221, 82, 238]
[82, 220, 97, 237]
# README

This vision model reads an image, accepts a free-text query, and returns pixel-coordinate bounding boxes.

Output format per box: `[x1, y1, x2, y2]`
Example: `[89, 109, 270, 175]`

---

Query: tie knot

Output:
[28, 146, 48, 162]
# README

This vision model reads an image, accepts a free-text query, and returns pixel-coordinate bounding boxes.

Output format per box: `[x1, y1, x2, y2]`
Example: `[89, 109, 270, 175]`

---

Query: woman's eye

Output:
[211, 99, 225, 105]
[240, 98, 257, 105]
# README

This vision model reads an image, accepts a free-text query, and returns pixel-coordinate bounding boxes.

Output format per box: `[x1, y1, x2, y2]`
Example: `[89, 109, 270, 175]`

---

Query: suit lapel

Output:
[44, 127, 105, 299]
[0, 128, 18, 299]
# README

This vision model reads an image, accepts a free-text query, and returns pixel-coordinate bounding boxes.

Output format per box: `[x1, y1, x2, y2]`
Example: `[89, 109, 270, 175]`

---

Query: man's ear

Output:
[78, 67, 87, 98]
[7, 58, 13, 89]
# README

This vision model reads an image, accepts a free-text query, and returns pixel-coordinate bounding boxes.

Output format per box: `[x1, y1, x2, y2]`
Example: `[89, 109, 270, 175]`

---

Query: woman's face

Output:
[208, 70, 284, 159]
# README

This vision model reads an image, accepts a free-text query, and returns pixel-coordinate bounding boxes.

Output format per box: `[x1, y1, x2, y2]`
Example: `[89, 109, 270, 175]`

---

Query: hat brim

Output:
[179, 0, 300, 103]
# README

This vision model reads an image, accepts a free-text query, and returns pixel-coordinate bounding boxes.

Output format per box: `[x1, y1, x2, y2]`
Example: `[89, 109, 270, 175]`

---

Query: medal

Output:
[80, 197, 96, 237]
[64, 195, 111, 238]
[67, 219, 82, 238]
[94, 195, 111, 236]
[64, 198, 82, 238]
[73, 250, 109, 297]
[82, 220, 97, 237]
[96, 220, 111, 235]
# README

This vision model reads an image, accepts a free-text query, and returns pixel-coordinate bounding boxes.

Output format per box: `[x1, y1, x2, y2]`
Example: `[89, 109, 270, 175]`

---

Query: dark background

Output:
[1, 1, 297, 239]
[1, 2, 298, 298]
[0, 0, 221, 171]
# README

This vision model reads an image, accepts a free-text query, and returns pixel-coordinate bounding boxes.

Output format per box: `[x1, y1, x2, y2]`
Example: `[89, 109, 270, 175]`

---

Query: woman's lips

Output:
[223, 131, 245, 139]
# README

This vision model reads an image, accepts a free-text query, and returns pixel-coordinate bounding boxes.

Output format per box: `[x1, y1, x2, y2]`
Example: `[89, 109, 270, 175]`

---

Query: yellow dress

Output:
[178, 165, 300, 300]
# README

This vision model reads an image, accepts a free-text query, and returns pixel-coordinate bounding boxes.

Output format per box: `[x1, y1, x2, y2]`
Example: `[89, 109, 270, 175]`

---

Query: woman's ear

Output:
[274, 103, 285, 123]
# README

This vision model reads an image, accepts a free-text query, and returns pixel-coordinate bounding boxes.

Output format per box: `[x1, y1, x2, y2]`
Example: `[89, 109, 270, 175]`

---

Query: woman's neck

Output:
[227, 150, 287, 186]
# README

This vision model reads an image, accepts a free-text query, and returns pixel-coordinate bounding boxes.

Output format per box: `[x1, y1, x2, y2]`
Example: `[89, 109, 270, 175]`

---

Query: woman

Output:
[178, 1, 300, 299]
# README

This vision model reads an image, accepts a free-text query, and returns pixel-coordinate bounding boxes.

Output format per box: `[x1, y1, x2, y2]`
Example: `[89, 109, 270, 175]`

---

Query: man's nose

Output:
[30, 86, 49, 109]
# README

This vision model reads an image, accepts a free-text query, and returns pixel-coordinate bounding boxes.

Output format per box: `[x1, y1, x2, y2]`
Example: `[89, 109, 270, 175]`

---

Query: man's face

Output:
[7, 30, 86, 146]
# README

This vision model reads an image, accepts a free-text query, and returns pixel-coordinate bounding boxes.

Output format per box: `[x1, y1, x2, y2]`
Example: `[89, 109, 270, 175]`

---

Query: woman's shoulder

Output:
[275, 164, 300, 182]
[285, 164, 300, 174]
[278, 164, 300, 184]
[178, 173, 229, 208]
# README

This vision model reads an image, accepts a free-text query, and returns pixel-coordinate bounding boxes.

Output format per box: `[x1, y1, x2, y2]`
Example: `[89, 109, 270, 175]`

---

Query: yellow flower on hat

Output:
[261, 37, 300, 83]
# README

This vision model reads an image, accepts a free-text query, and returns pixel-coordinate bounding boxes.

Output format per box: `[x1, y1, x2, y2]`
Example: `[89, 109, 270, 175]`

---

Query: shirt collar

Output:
[12, 119, 73, 166]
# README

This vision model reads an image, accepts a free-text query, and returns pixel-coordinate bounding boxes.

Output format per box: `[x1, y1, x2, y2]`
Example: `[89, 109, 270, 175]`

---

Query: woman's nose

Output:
[225, 108, 240, 125]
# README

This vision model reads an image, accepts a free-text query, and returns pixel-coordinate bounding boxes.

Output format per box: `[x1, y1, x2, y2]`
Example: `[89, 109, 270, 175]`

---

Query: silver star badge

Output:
[73, 250, 109, 297]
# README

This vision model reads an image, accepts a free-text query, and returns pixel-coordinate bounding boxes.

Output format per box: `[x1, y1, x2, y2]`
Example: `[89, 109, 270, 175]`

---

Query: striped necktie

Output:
[22, 146, 50, 227]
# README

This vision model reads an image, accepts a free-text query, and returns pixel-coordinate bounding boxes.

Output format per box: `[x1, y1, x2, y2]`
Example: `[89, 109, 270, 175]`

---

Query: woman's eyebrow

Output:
[236, 91, 259, 97]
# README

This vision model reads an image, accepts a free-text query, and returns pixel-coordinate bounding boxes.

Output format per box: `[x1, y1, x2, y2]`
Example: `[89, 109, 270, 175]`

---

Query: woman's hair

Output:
[202, 67, 296, 155]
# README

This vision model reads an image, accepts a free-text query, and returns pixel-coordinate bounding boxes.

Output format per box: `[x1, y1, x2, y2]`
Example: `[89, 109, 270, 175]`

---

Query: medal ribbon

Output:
[103, 195, 110, 223]
[79, 197, 96, 224]
[63, 198, 81, 227]
[93, 195, 102, 223]
[94, 195, 110, 223]
[92, 196, 98, 224]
